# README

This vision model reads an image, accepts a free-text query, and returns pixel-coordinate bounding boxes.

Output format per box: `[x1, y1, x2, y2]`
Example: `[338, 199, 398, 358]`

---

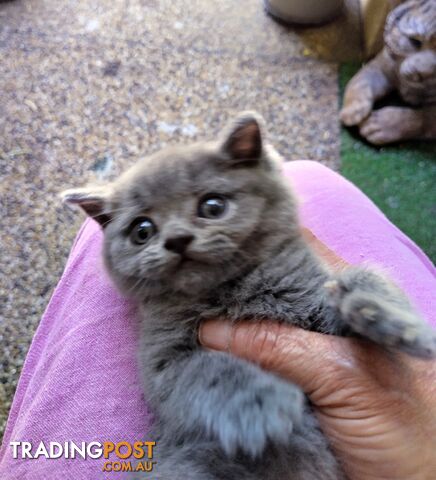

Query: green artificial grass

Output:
[339, 63, 436, 262]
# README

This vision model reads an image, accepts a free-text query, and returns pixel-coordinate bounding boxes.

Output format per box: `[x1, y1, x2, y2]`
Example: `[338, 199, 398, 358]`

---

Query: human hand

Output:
[199, 230, 436, 480]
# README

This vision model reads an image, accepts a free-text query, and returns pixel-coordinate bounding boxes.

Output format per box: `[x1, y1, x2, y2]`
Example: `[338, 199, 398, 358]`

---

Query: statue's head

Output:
[385, 0, 436, 105]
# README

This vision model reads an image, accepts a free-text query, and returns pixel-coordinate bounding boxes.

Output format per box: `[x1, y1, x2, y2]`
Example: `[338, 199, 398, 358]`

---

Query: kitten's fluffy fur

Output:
[63, 112, 436, 479]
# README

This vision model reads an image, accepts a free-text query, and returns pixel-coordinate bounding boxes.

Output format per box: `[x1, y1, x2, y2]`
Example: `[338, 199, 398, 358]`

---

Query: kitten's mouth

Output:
[179, 256, 195, 266]
[176, 253, 209, 268]
[168, 251, 213, 271]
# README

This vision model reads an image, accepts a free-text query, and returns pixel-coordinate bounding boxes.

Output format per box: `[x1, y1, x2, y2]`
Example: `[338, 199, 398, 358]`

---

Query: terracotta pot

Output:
[264, 0, 344, 25]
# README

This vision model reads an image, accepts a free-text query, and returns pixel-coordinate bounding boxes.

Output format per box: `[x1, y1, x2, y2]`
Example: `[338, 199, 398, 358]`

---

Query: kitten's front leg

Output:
[151, 349, 304, 458]
[324, 267, 436, 358]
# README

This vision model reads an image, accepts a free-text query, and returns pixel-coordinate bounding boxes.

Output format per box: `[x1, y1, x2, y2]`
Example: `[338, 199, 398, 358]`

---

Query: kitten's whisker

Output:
[127, 276, 148, 295]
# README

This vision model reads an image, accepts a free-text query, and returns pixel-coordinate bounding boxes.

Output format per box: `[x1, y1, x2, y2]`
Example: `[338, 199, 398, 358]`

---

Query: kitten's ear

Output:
[220, 111, 264, 163]
[61, 186, 113, 227]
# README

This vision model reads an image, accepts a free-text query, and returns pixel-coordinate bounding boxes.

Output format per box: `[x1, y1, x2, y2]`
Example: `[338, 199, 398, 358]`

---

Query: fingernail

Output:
[199, 320, 232, 351]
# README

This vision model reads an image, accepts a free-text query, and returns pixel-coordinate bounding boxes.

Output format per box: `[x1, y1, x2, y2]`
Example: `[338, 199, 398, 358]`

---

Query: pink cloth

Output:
[1, 161, 434, 479]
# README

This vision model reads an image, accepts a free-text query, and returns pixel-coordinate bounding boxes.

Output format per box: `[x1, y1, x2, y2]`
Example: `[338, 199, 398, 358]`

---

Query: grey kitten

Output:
[63, 112, 436, 480]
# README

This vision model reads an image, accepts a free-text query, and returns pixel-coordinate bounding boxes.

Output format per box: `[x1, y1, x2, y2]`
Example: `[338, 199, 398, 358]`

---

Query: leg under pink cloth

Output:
[0, 161, 434, 479]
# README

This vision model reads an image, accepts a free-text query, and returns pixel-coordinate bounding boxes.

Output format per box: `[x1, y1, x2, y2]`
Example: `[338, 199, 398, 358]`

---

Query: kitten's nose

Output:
[164, 234, 195, 254]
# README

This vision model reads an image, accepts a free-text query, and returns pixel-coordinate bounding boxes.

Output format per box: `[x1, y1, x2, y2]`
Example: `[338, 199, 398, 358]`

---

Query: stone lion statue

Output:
[340, 0, 436, 144]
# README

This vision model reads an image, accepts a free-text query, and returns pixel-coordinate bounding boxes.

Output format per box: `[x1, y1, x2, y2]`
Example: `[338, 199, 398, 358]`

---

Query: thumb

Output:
[199, 320, 355, 401]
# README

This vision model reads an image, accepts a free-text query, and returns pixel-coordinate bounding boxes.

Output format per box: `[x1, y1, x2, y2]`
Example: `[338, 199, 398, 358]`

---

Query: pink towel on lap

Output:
[1, 161, 434, 479]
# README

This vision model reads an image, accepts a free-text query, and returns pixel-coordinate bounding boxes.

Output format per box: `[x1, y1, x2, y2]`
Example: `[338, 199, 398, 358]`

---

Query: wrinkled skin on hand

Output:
[340, 0, 436, 145]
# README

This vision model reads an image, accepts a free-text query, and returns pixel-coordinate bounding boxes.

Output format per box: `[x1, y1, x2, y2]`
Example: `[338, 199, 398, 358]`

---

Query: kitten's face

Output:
[385, 0, 436, 104]
[63, 113, 299, 299]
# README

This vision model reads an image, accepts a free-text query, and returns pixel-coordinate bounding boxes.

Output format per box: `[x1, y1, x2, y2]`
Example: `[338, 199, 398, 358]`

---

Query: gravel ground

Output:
[0, 0, 361, 441]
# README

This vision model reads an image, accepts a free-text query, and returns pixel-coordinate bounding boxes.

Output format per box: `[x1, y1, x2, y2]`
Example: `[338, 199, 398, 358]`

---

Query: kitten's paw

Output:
[340, 98, 373, 126]
[331, 286, 436, 358]
[215, 378, 304, 458]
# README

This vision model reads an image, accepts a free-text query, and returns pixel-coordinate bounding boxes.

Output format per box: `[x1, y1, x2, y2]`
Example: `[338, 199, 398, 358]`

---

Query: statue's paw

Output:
[359, 108, 420, 145]
[340, 98, 372, 126]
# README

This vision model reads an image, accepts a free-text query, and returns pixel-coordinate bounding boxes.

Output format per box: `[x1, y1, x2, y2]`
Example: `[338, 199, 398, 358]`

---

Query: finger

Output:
[199, 320, 356, 399]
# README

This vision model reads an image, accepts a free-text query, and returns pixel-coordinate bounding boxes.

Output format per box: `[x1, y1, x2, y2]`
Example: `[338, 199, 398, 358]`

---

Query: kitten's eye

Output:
[198, 195, 228, 219]
[129, 217, 156, 245]
[409, 37, 422, 49]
